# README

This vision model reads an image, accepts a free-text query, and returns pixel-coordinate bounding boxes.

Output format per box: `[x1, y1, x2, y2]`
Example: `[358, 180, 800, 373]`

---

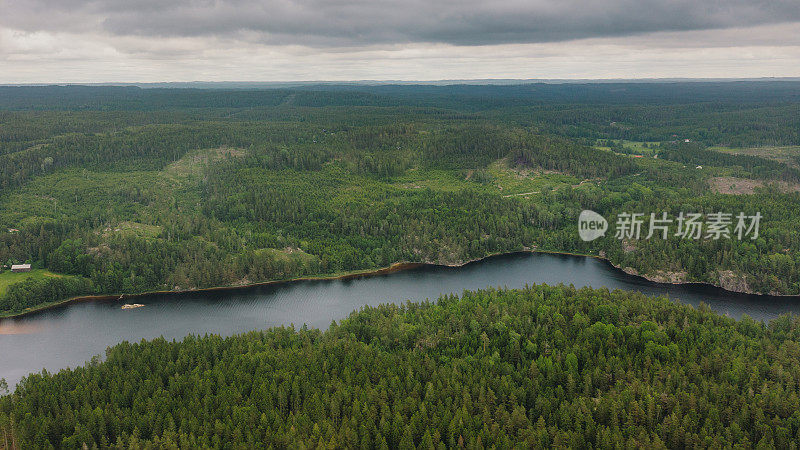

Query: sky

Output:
[1, 0, 799, 83]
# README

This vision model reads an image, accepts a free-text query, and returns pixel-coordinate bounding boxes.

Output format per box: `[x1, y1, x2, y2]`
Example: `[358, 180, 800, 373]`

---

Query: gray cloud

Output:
[4, 0, 800, 47]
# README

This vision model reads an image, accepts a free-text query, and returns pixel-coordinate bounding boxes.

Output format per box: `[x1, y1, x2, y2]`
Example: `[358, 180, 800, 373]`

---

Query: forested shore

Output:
[5, 248, 797, 321]
[3, 284, 800, 448]
[0, 261, 422, 319]
[1, 83, 799, 314]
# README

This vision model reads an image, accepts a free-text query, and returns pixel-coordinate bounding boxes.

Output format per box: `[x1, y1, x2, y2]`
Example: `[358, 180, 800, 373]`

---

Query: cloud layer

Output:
[2, 1, 799, 82]
[5, 0, 800, 46]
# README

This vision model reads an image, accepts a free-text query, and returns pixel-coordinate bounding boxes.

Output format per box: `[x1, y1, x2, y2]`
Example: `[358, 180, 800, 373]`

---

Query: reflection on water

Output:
[1, 252, 799, 388]
[0, 321, 42, 335]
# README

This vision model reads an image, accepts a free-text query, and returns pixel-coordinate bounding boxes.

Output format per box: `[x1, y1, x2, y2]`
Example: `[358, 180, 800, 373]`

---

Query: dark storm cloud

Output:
[4, 0, 800, 46]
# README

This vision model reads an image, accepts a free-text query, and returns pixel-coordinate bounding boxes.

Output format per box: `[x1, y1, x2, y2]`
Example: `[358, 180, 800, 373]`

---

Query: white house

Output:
[11, 263, 31, 273]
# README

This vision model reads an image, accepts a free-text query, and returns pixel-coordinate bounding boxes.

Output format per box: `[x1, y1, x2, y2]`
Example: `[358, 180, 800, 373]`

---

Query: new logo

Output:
[578, 210, 608, 241]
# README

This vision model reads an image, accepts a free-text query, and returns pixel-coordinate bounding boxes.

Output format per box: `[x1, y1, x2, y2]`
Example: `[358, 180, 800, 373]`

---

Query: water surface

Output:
[2, 252, 799, 387]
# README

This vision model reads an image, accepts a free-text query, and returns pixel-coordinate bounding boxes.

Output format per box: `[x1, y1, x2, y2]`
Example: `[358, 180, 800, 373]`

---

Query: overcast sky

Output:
[1, 0, 799, 83]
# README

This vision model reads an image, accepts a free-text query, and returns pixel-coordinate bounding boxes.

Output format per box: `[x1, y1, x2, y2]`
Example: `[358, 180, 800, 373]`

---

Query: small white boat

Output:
[121, 303, 145, 310]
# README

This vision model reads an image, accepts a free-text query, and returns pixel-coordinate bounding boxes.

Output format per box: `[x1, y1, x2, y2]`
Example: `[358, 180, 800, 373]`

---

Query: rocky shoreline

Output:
[609, 262, 764, 295]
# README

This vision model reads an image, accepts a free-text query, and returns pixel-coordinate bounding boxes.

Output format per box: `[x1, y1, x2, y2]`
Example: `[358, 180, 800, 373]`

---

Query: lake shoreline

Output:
[0, 262, 423, 320]
[2, 249, 793, 320]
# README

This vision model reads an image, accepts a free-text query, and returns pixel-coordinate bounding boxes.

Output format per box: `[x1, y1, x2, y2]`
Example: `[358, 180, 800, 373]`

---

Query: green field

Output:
[0, 268, 64, 296]
[709, 145, 800, 168]
[389, 159, 582, 197]
[595, 139, 659, 156]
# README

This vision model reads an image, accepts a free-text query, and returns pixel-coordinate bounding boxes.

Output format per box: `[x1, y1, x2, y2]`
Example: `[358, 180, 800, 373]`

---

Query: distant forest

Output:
[0, 82, 799, 315]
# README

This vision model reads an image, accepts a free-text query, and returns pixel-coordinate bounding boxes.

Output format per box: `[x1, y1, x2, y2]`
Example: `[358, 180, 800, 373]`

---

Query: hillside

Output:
[1, 84, 800, 316]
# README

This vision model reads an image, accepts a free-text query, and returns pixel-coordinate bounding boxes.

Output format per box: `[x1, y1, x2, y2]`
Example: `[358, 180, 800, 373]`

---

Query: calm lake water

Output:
[2, 252, 799, 388]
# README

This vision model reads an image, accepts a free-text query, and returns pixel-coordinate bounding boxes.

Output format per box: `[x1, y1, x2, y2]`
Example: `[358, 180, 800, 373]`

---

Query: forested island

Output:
[3, 284, 800, 447]
[0, 82, 799, 315]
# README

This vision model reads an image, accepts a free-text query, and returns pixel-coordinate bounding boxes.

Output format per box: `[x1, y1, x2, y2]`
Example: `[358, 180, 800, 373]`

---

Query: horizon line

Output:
[2, 76, 800, 87]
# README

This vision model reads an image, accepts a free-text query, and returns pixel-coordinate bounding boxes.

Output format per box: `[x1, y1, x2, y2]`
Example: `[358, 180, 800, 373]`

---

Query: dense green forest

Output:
[1, 83, 800, 315]
[4, 284, 800, 448]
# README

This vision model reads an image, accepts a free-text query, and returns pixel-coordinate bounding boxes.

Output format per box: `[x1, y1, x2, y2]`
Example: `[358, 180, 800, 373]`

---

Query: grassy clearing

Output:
[595, 140, 659, 157]
[0, 269, 64, 296]
[102, 221, 163, 239]
[708, 176, 800, 195]
[165, 146, 246, 179]
[389, 159, 582, 197]
[709, 145, 800, 168]
[0, 168, 167, 227]
[0, 147, 227, 237]
[486, 158, 581, 195]
[0, 147, 247, 230]
[390, 168, 475, 192]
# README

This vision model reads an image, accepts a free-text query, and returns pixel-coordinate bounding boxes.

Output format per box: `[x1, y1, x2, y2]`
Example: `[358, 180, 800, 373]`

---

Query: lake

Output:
[2, 252, 799, 388]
